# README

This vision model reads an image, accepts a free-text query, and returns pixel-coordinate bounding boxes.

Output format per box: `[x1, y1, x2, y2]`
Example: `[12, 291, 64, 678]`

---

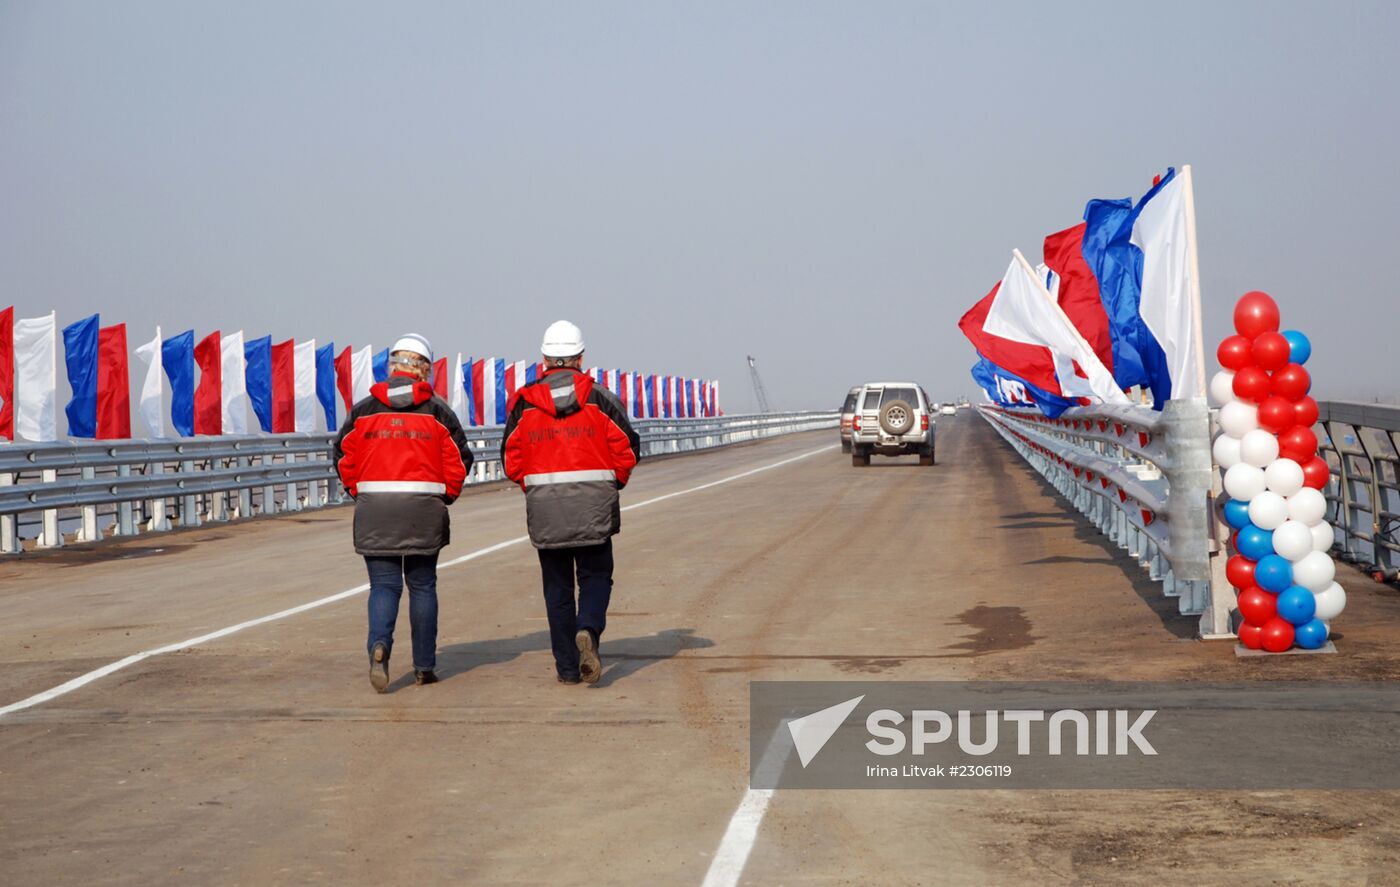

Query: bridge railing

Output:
[0, 411, 838, 553]
[1317, 402, 1400, 582]
[978, 401, 1231, 638]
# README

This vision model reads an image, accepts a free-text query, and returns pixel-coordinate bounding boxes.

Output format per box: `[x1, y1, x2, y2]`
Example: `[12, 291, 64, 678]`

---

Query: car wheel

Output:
[852, 447, 870, 467]
[919, 445, 935, 466]
[841, 439, 852, 453]
[879, 400, 915, 435]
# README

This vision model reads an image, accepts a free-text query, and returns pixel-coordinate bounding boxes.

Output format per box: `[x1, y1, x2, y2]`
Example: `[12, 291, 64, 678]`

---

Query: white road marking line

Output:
[0, 443, 836, 719]
[700, 720, 793, 887]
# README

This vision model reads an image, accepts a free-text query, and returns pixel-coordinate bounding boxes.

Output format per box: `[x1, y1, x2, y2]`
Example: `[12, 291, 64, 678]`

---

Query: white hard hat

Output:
[540, 320, 585, 358]
[390, 333, 433, 362]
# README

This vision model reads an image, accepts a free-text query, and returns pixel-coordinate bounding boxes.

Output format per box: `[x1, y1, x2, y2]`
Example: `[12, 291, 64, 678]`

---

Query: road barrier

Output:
[1318, 402, 1400, 582]
[0, 411, 837, 553]
[979, 401, 1233, 638]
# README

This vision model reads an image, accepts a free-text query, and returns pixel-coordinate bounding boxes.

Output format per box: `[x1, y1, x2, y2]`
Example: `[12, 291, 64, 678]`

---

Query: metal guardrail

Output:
[979, 401, 1231, 638]
[1317, 402, 1400, 581]
[0, 411, 837, 553]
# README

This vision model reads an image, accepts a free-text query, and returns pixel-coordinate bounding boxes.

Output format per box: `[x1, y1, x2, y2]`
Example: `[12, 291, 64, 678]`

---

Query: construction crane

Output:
[746, 355, 773, 413]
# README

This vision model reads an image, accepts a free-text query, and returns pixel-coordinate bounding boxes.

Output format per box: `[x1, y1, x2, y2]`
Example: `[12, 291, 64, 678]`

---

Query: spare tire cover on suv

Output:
[879, 399, 915, 434]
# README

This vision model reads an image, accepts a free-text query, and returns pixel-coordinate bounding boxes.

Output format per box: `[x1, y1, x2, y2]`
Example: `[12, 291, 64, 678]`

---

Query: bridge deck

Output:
[2, 414, 1399, 884]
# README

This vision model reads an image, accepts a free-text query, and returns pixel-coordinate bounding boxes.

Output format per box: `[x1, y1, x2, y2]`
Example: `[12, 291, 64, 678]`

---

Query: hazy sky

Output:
[2, 1, 1397, 415]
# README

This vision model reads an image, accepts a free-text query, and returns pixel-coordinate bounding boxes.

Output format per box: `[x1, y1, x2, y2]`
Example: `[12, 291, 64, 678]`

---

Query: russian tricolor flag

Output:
[1, 308, 60, 442]
[61, 314, 131, 439]
[245, 337, 320, 432]
[469, 357, 506, 426]
[971, 357, 1074, 416]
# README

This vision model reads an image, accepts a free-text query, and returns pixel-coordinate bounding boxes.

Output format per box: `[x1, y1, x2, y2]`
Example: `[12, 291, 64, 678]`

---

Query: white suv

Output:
[849, 382, 936, 466]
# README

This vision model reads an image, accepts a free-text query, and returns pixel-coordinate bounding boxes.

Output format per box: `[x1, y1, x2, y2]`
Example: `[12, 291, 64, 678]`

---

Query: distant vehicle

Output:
[849, 382, 935, 467]
[941, 404, 957, 416]
[839, 386, 861, 453]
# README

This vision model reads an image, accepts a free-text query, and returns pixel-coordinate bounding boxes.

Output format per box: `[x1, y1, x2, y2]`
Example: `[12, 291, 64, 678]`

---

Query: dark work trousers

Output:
[365, 553, 440, 671]
[536, 539, 614, 679]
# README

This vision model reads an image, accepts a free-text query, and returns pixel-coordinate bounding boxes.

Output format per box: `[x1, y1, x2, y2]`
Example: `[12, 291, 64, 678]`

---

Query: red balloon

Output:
[1257, 396, 1295, 434]
[1230, 530, 1240, 552]
[1278, 425, 1319, 462]
[1237, 586, 1277, 624]
[1301, 455, 1330, 489]
[1294, 396, 1320, 428]
[1251, 332, 1291, 371]
[1261, 616, 1296, 653]
[1234, 291, 1281, 338]
[1217, 335, 1254, 371]
[1227, 555, 1257, 589]
[1270, 363, 1311, 400]
[1238, 622, 1265, 650]
[1231, 367, 1272, 403]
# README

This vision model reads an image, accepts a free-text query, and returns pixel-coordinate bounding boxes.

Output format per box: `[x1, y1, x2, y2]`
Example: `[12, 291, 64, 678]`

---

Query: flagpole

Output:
[1011, 248, 1125, 404]
[1180, 164, 1208, 399]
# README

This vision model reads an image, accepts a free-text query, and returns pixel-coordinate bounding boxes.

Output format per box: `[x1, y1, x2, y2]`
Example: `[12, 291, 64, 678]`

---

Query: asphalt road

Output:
[2, 412, 1398, 885]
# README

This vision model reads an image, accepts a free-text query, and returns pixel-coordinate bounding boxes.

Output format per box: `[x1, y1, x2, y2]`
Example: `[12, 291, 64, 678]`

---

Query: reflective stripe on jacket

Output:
[502, 367, 640, 548]
[334, 373, 473, 556]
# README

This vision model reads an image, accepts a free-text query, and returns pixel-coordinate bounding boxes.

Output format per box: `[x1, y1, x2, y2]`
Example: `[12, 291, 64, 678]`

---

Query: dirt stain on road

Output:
[945, 605, 1037, 657]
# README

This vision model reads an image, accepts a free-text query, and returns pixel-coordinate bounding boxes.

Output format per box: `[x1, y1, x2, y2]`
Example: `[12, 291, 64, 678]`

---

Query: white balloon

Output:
[1219, 401, 1259, 438]
[1239, 429, 1280, 468]
[1264, 458, 1305, 497]
[1287, 487, 1327, 526]
[1310, 521, 1335, 552]
[1293, 550, 1337, 592]
[1272, 520, 1314, 561]
[1212, 434, 1243, 469]
[1247, 491, 1290, 530]
[1209, 370, 1236, 407]
[1313, 581, 1346, 621]
[1223, 463, 1267, 501]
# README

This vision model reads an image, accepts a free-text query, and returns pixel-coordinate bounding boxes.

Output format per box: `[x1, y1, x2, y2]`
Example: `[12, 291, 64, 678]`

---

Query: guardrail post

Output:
[0, 473, 18, 553]
[148, 461, 171, 532]
[1162, 399, 1232, 637]
[78, 465, 100, 542]
[116, 463, 135, 536]
[285, 452, 301, 513]
[307, 452, 324, 509]
[180, 460, 200, 527]
[39, 468, 62, 547]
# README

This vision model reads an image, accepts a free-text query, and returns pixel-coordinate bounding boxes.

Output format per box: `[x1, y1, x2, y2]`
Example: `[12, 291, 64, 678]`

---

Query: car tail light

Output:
[921, 415, 929, 431]
[853, 416, 861, 432]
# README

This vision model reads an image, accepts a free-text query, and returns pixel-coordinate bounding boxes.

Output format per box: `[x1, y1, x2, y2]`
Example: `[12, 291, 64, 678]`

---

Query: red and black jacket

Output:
[502, 367, 640, 548]
[334, 373, 473, 556]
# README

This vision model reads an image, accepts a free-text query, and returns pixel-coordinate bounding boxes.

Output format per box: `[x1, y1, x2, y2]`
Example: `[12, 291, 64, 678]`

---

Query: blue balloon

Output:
[1237, 524, 1275, 561]
[1223, 499, 1252, 530]
[1277, 585, 1317, 625]
[1256, 555, 1293, 593]
[1282, 329, 1312, 365]
[1294, 618, 1329, 649]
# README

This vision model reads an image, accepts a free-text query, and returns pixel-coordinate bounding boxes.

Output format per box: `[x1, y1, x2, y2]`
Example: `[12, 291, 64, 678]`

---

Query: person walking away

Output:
[502, 321, 640, 684]
[334, 333, 473, 692]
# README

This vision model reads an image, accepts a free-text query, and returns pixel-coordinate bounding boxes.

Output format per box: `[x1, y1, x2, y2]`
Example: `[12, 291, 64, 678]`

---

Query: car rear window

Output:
[878, 387, 918, 408]
[842, 391, 859, 412]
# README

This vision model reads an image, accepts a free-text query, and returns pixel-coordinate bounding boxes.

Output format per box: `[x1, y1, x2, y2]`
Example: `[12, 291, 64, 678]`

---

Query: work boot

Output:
[576, 630, 602, 685]
[415, 670, 438, 686]
[369, 642, 390, 693]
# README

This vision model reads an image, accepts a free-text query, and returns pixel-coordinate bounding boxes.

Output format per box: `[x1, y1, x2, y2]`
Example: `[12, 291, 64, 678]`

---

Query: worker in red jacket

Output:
[334, 333, 472, 692]
[503, 321, 640, 684]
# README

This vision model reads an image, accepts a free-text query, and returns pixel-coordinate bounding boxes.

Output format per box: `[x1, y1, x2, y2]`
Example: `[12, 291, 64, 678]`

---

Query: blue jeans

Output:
[365, 553, 439, 671]
[537, 540, 613, 679]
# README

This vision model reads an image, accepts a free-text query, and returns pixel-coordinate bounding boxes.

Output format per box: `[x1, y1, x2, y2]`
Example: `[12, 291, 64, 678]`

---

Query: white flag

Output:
[984, 252, 1129, 406]
[293, 339, 317, 432]
[133, 326, 165, 438]
[350, 345, 373, 404]
[449, 352, 467, 424]
[13, 312, 57, 442]
[220, 330, 248, 434]
[1132, 167, 1205, 400]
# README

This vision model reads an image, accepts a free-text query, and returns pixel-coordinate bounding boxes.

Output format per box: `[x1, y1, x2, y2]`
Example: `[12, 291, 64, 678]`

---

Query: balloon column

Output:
[1211, 291, 1343, 652]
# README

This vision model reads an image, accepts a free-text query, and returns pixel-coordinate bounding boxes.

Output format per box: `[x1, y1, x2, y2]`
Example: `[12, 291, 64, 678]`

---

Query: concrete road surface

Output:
[3, 413, 1399, 885]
